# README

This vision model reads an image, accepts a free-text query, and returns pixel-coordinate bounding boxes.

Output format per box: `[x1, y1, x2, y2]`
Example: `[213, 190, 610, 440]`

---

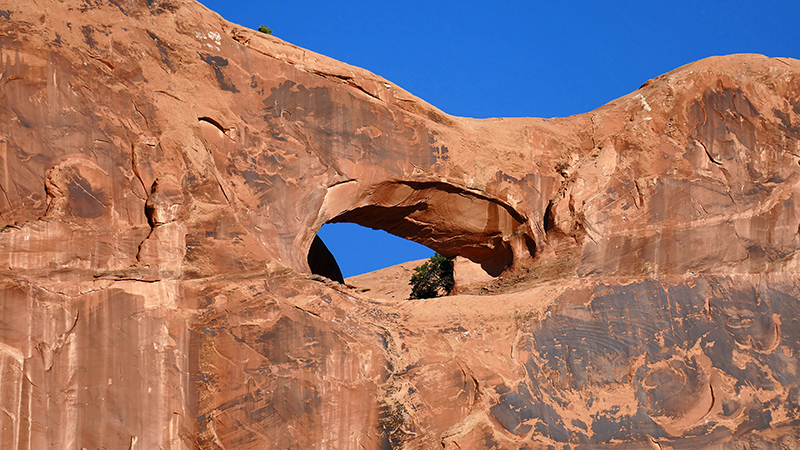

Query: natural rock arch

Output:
[306, 179, 537, 281]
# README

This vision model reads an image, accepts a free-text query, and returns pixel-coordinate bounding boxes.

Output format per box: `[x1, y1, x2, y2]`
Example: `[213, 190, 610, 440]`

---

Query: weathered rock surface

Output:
[1, 0, 800, 448]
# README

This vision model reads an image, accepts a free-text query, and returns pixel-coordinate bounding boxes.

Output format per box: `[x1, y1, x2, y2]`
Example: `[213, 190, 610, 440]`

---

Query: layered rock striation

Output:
[1, 0, 799, 448]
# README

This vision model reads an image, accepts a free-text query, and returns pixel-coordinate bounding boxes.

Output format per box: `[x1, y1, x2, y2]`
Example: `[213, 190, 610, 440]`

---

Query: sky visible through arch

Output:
[199, 0, 800, 277]
[318, 223, 433, 278]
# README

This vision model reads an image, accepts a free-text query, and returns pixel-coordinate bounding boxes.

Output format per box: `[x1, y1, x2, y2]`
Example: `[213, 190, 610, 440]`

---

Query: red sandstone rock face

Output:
[1, 0, 800, 448]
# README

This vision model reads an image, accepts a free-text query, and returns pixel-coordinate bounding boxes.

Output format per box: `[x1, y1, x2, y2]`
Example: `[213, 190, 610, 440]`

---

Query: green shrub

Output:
[258, 25, 273, 35]
[409, 253, 454, 299]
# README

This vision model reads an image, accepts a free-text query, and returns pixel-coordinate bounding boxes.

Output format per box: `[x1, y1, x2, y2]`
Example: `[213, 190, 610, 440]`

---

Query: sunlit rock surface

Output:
[1, 0, 800, 448]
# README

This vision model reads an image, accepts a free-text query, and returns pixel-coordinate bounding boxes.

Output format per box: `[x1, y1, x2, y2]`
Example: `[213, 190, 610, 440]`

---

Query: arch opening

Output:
[309, 223, 435, 282]
[307, 180, 536, 282]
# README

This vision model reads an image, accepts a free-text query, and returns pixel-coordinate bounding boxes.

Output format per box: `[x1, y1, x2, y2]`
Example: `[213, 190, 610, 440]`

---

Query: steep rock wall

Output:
[0, 0, 799, 448]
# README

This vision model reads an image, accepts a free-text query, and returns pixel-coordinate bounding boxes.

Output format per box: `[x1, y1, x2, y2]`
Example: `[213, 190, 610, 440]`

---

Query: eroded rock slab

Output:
[0, 0, 799, 448]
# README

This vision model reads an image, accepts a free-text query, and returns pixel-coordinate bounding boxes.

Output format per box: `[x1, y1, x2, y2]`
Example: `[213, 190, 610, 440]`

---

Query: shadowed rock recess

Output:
[1, 0, 800, 448]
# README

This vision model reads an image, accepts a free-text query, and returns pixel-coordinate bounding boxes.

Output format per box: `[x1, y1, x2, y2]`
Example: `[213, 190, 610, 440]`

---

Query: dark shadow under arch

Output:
[307, 235, 345, 283]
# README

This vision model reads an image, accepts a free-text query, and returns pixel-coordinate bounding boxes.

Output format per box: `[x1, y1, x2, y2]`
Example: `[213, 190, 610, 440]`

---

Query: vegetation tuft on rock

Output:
[409, 253, 454, 299]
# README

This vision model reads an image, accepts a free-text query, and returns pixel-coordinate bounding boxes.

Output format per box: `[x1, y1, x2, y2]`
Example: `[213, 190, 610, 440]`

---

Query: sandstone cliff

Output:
[1, 0, 799, 448]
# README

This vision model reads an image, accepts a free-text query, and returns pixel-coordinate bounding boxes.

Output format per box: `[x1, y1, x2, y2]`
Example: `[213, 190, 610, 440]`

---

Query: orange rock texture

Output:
[1, 0, 800, 448]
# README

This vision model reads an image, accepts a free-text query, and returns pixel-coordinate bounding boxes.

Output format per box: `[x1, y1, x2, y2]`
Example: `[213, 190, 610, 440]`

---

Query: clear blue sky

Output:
[198, 0, 800, 277]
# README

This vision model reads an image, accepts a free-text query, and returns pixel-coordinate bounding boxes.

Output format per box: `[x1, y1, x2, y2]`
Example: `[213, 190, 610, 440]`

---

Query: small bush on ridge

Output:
[409, 253, 454, 299]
